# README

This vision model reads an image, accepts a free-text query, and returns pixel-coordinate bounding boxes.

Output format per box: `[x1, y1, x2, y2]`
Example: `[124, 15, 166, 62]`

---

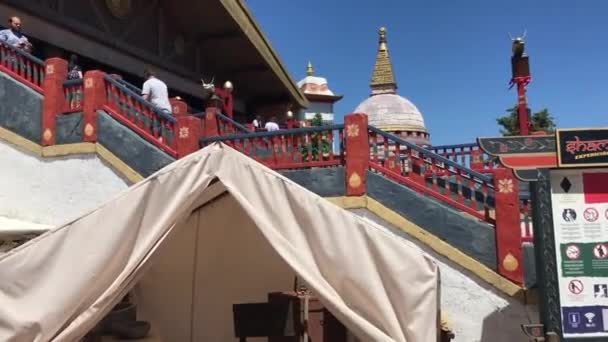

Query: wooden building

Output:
[0, 0, 309, 121]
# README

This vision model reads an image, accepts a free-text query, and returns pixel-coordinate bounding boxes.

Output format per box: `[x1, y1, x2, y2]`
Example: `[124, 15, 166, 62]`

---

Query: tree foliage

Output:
[496, 105, 556, 136]
[301, 113, 331, 161]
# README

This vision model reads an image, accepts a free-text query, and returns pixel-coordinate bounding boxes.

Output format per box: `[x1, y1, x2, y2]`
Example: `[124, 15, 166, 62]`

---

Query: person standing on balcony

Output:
[252, 115, 263, 130]
[142, 66, 172, 115]
[67, 54, 83, 80]
[264, 116, 280, 132]
[67, 54, 83, 109]
[0, 16, 32, 53]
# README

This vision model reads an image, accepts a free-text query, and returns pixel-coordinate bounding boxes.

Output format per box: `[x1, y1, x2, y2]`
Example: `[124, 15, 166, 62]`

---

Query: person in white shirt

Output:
[264, 116, 280, 132]
[142, 67, 172, 115]
[0, 16, 32, 53]
[252, 115, 263, 130]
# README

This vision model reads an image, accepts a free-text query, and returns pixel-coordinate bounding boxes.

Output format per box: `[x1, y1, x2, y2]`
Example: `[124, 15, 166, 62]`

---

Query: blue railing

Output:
[368, 126, 494, 222]
[0, 40, 45, 89]
[63, 79, 83, 87]
[430, 142, 479, 153]
[369, 127, 493, 184]
[62, 78, 84, 113]
[216, 112, 252, 134]
[103, 74, 178, 157]
[201, 124, 345, 144]
[104, 75, 176, 123]
[114, 77, 142, 94]
[200, 124, 345, 169]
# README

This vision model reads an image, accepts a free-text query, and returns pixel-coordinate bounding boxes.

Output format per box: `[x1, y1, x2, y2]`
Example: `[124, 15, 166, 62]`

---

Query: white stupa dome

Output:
[354, 93, 425, 130]
[354, 27, 429, 145]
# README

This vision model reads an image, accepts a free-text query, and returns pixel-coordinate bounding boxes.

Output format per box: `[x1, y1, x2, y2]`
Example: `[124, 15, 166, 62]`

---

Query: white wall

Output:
[299, 101, 335, 123]
[350, 209, 539, 342]
[0, 140, 129, 226]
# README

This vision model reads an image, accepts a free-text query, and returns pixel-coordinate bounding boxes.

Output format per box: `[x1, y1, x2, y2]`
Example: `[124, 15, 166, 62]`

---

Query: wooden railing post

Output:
[344, 113, 369, 196]
[41, 58, 67, 146]
[175, 116, 201, 158]
[215, 88, 234, 119]
[82, 70, 106, 142]
[410, 151, 426, 185]
[172, 97, 201, 158]
[470, 149, 484, 170]
[170, 97, 188, 116]
[204, 107, 220, 137]
[493, 167, 524, 284]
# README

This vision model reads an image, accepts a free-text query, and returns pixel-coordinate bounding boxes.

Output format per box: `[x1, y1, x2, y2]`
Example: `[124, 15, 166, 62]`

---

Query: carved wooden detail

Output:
[531, 170, 562, 336]
[3, 0, 196, 78]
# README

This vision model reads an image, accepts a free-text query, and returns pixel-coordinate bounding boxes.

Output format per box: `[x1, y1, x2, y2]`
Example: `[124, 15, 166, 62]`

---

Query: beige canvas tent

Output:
[0, 143, 439, 342]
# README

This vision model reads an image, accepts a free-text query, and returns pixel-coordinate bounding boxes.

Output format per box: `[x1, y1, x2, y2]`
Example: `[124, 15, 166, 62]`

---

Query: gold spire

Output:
[307, 61, 314, 76]
[370, 27, 397, 92]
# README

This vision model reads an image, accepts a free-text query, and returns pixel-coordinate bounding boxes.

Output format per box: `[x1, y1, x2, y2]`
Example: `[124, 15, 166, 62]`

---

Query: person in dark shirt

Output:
[67, 54, 83, 80]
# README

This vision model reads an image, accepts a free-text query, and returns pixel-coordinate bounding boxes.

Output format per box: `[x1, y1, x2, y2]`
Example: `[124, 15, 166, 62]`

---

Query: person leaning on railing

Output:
[0, 16, 33, 53]
[264, 116, 280, 132]
[141, 66, 173, 116]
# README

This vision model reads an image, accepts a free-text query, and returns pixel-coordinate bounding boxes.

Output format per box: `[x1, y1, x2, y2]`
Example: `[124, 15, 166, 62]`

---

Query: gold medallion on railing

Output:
[43, 129, 52, 142]
[106, 0, 132, 19]
[348, 172, 362, 189]
[502, 253, 519, 272]
[498, 178, 514, 193]
[346, 123, 360, 138]
[84, 123, 94, 137]
[179, 127, 189, 139]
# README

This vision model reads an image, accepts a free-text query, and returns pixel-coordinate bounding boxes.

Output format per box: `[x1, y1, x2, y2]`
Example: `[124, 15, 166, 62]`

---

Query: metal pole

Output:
[302, 294, 309, 342]
[517, 80, 530, 135]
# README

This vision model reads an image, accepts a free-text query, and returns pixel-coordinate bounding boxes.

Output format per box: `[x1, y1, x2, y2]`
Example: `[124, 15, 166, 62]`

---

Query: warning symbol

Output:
[594, 244, 608, 259]
[568, 280, 584, 295]
[566, 245, 581, 260]
[584, 208, 599, 222]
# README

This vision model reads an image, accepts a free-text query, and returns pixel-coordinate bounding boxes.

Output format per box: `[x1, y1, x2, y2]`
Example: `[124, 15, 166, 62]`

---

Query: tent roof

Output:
[0, 217, 51, 239]
[0, 143, 439, 342]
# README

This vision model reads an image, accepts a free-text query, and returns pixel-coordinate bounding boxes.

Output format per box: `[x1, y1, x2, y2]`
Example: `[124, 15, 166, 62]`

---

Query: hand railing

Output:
[114, 77, 142, 94]
[63, 78, 83, 113]
[368, 126, 495, 223]
[0, 41, 45, 92]
[200, 124, 345, 170]
[216, 112, 252, 135]
[103, 74, 178, 157]
[429, 142, 500, 172]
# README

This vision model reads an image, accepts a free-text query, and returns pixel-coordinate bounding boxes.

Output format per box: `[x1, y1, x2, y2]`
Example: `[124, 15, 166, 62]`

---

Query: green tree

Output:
[496, 105, 556, 136]
[301, 113, 331, 161]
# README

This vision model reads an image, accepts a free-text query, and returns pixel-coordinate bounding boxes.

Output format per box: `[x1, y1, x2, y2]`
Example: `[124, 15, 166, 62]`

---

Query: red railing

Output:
[200, 124, 345, 170]
[103, 74, 178, 158]
[430, 143, 501, 172]
[217, 112, 252, 135]
[368, 126, 495, 223]
[63, 79, 83, 113]
[0, 42, 44, 92]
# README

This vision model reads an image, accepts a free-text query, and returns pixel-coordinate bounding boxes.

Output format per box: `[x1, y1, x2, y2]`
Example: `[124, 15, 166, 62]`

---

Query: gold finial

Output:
[306, 61, 314, 76]
[379, 27, 387, 44]
[370, 26, 397, 92]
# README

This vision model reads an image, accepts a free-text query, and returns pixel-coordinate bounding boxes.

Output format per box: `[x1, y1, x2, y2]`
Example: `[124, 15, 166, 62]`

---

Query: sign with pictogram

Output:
[584, 208, 599, 222]
[542, 168, 608, 338]
[594, 244, 608, 259]
[566, 245, 581, 260]
[568, 280, 584, 295]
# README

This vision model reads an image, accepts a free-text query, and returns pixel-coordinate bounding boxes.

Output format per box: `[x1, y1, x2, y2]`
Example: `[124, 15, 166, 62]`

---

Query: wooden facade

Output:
[0, 0, 308, 116]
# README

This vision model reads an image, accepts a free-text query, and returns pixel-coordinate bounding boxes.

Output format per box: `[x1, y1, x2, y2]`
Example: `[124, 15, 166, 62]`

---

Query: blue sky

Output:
[248, 0, 608, 145]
